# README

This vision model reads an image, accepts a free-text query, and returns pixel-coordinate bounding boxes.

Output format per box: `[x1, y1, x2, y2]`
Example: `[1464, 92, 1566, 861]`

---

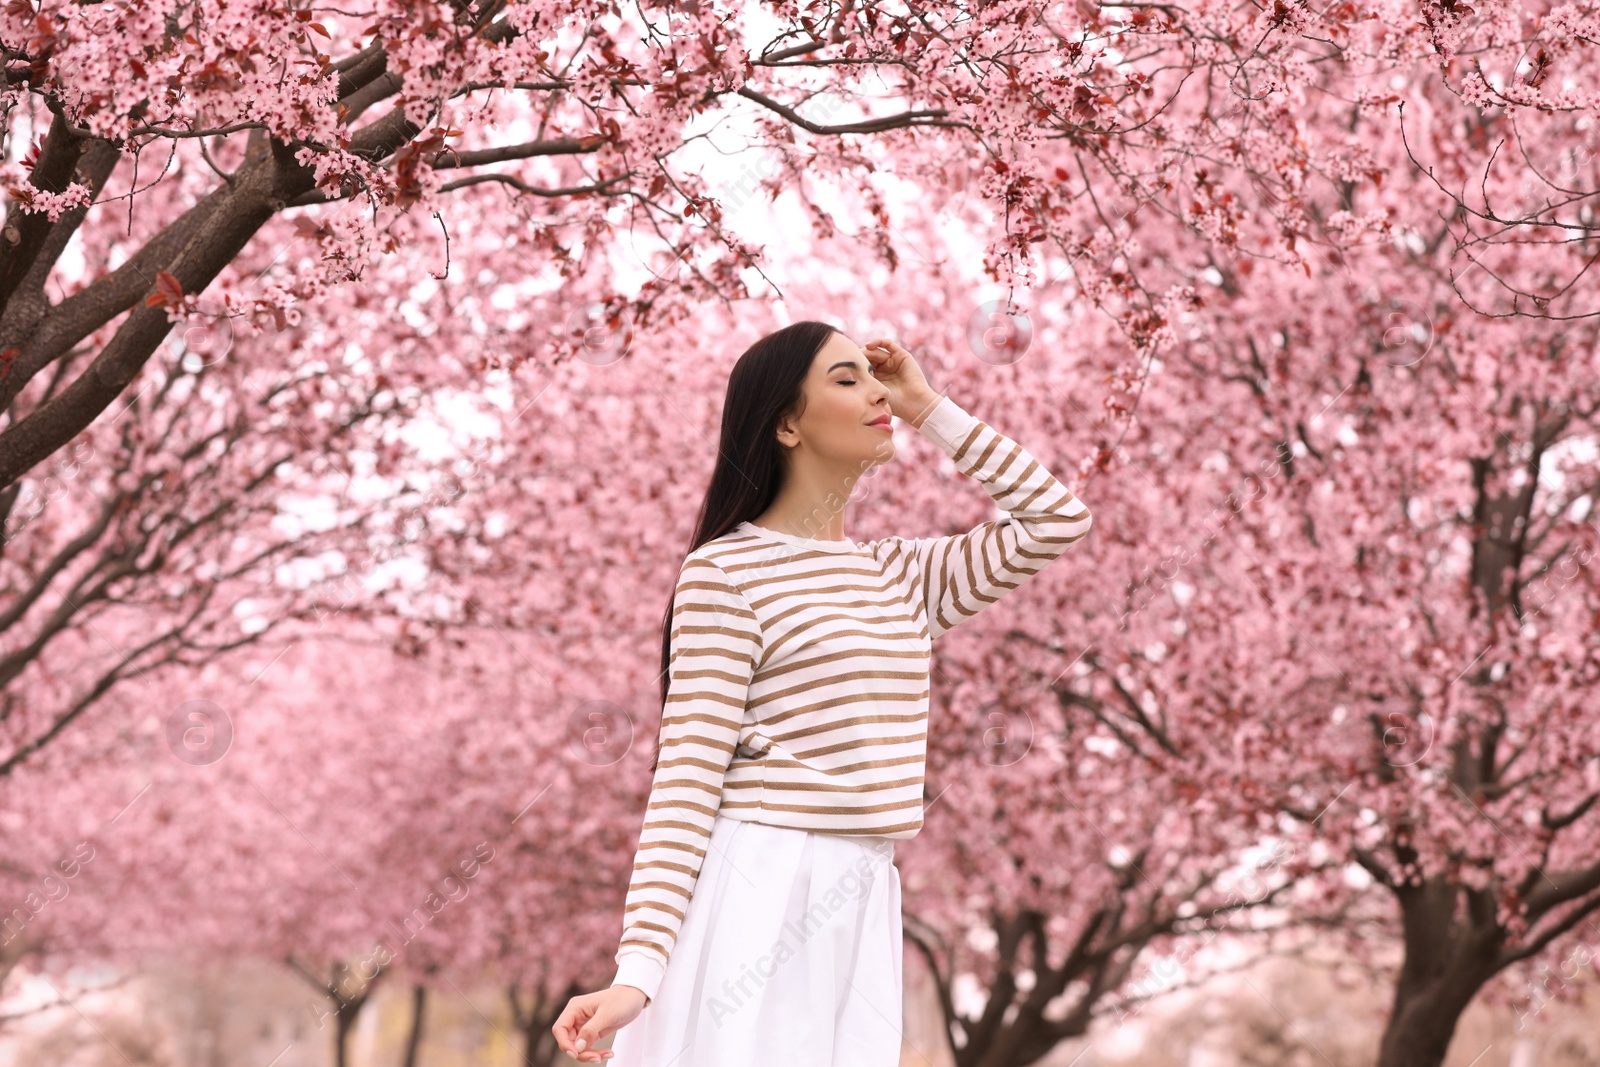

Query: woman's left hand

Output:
[861, 338, 942, 426]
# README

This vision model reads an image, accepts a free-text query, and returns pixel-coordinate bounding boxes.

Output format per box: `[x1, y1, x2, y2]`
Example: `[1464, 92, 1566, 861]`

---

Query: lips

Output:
[869, 416, 892, 430]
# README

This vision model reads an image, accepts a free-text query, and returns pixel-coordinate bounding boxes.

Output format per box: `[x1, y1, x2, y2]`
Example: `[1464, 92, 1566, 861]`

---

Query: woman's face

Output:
[776, 331, 897, 469]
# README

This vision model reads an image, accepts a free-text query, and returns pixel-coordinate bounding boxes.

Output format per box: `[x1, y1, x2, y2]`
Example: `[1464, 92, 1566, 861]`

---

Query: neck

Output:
[751, 458, 869, 541]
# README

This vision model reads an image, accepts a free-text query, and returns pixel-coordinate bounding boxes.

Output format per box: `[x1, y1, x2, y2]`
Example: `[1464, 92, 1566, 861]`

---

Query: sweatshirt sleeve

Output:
[889, 394, 1093, 641]
[611, 554, 762, 1004]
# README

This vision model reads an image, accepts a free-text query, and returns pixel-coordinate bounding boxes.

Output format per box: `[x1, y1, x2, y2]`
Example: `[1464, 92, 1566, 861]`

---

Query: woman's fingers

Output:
[865, 339, 912, 373]
[574, 1029, 615, 1062]
[863, 340, 905, 375]
[552, 1000, 590, 1056]
[554, 991, 637, 1061]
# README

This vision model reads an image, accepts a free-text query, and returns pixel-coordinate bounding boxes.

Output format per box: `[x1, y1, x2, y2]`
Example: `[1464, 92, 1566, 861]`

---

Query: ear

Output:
[773, 413, 799, 448]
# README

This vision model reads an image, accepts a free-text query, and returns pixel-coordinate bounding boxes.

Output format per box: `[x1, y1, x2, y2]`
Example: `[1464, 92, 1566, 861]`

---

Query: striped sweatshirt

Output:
[611, 393, 1093, 1003]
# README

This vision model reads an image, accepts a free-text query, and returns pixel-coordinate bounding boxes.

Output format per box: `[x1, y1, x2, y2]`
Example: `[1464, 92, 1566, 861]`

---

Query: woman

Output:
[553, 322, 1093, 1065]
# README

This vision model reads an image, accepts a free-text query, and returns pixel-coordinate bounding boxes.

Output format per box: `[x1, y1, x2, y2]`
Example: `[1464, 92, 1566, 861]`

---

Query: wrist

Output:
[906, 391, 945, 428]
[613, 983, 650, 1006]
[613, 951, 665, 1004]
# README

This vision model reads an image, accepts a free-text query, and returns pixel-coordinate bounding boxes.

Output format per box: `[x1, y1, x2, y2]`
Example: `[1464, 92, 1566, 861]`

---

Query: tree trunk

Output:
[905, 899, 1155, 1067]
[1376, 979, 1485, 1067]
[286, 957, 380, 1067]
[336, 1006, 353, 1067]
[402, 983, 427, 1067]
[510, 979, 584, 1067]
[1373, 875, 1503, 1067]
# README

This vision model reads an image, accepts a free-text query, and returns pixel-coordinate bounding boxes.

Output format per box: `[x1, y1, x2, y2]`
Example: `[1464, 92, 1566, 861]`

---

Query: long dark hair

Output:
[645, 320, 839, 773]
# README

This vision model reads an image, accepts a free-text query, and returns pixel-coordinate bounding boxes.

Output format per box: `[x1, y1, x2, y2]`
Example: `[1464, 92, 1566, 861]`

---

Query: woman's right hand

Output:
[552, 984, 648, 1062]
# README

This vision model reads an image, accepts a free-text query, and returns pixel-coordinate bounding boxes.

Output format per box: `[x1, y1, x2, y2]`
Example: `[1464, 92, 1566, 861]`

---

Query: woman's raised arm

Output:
[879, 394, 1093, 640]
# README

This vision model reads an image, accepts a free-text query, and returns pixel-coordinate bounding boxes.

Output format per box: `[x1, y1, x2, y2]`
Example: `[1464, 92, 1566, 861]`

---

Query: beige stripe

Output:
[644, 777, 725, 799]
[741, 573, 906, 607]
[653, 729, 736, 753]
[972, 437, 1019, 483]
[758, 688, 929, 726]
[669, 627, 758, 654]
[1009, 472, 1051, 508]
[789, 731, 928, 760]
[632, 857, 705, 879]
[771, 710, 931, 743]
[747, 773, 923, 794]
[874, 543, 931, 610]
[756, 750, 925, 774]
[757, 619, 922, 667]
[667, 664, 754, 688]
[623, 888, 688, 911]
[623, 900, 686, 920]
[643, 797, 717, 819]
[672, 581, 757, 620]
[756, 590, 909, 630]
[751, 667, 927, 709]
[619, 939, 671, 959]
[754, 796, 923, 818]
[656, 750, 736, 772]
[709, 542, 863, 572]
[755, 643, 926, 685]
[662, 691, 747, 714]
[948, 423, 986, 464]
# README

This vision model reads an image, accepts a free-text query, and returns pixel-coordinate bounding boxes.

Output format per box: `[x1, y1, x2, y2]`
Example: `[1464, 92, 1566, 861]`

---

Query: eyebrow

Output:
[827, 360, 863, 373]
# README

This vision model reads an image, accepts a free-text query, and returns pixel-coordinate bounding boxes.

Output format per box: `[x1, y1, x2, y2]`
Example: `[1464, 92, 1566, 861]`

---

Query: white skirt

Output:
[609, 813, 904, 1067]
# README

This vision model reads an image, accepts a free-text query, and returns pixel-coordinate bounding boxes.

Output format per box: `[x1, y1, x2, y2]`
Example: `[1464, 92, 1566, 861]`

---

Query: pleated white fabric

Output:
[609, 813, 904, 1067]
